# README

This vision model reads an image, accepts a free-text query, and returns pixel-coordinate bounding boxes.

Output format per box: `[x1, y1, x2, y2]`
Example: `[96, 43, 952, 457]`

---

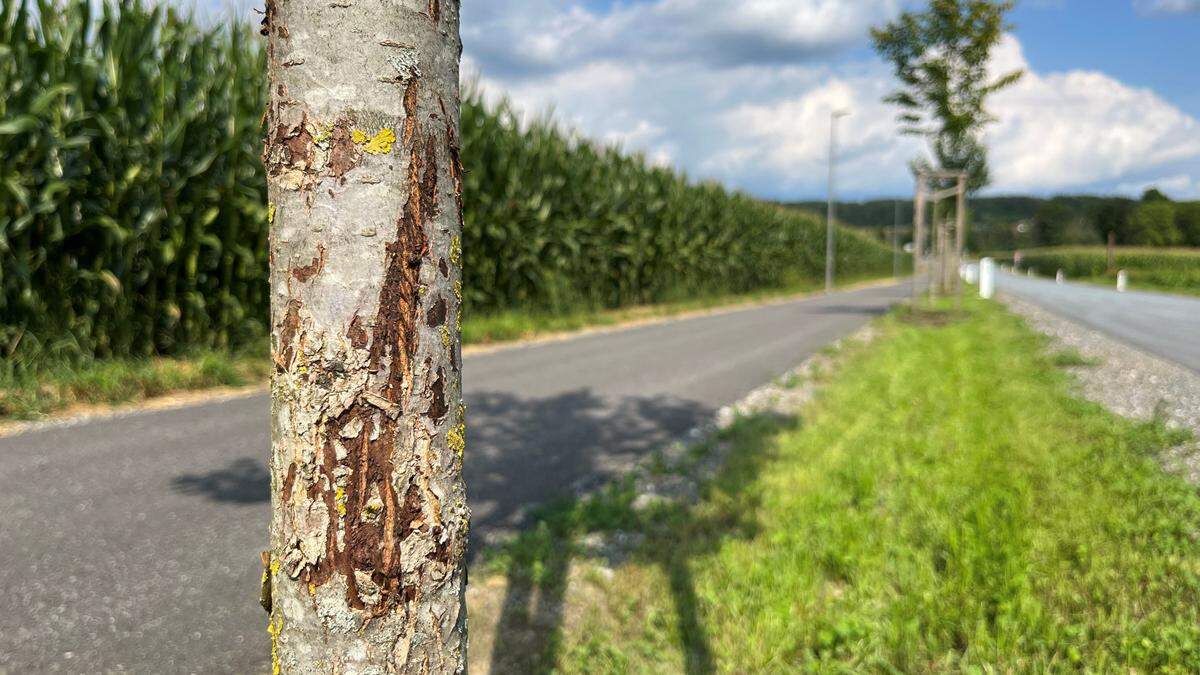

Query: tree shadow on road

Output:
[812, 304, 890, 317]
[170, 457, 269, 504]
[463, 387, 714, 672]
[165, 382, 774, 672]
[465, 388, 714, 556]
[479, 411, 796, 674]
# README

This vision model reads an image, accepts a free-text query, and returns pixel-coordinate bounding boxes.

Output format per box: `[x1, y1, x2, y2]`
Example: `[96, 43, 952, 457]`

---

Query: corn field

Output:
[1, 0, 265, 365]
[1, 0, 902, 367]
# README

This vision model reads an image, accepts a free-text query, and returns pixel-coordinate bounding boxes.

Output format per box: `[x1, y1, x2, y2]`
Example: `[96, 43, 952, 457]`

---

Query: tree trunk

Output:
[262, 1, 467, 672]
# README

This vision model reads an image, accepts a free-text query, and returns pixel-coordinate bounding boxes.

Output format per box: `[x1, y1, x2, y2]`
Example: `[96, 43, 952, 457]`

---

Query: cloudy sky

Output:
[207, 0, 1200, 200]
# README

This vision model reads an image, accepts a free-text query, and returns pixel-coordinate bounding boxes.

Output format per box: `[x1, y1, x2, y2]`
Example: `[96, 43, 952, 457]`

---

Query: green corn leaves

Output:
[1, 0, 267, 365]
[459, 93, 901, 315]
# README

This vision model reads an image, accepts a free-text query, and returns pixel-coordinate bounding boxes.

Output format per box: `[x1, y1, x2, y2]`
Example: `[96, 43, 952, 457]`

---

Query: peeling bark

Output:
[264, 1, 466, 672]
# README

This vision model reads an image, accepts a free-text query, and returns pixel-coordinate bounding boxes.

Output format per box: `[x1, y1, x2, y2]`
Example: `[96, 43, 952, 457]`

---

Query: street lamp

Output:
[825, 109, 850, 293]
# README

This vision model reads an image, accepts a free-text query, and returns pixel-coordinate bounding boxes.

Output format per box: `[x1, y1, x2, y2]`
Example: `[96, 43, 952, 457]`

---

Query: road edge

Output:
[2, 277, 907, 437]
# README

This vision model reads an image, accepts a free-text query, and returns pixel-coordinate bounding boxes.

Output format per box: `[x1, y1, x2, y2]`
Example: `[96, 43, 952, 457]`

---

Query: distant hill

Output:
[782, 193, 1200, 252]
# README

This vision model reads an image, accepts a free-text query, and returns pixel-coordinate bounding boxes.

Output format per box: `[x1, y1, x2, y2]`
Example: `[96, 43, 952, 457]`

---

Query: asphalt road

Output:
[997, 272, 1200, 373]
[0, 282, 911, 673]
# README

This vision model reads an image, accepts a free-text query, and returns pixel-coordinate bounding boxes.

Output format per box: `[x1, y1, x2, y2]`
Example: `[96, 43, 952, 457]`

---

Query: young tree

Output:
[871, 0, 1023, 191]
[261, 1, 468, 672]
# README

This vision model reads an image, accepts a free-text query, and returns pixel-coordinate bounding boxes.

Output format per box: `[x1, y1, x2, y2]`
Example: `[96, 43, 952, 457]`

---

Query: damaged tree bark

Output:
[263, 1, 467, 672]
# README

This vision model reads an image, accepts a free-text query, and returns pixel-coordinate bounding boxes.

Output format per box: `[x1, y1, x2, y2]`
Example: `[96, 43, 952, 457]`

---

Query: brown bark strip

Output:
[402, 80, 420, 148]
[426, 369, 447, 422]
[290, 245, 326, 282]
[281, 462, 298, 503]
[274, 300, 302, 372]
[347, 315, 369, 349]
[369, 136, 433, 400]
[327, 118, 361, 179]
[425, 298, 446, 327]
[281, 122, 313, 170]
[263, 111, 315, 192]
[440, 95, 466, 233]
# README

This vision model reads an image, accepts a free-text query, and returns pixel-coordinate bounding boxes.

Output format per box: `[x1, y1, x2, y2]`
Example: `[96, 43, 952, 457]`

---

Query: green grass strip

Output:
[0, 345, 270, 422]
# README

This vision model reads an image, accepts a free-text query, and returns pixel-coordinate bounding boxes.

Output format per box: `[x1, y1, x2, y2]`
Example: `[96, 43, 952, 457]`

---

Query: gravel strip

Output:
[1000, 294, 1200, 482]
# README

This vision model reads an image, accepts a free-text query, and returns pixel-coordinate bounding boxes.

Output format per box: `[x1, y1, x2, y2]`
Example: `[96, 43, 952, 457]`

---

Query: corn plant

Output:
[1, 0, 267, 368]
[459, 95, 901, 315]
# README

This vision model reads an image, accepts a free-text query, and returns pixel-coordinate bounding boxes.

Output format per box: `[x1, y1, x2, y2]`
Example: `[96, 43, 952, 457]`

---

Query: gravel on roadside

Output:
[1000, 294, 1200, 482]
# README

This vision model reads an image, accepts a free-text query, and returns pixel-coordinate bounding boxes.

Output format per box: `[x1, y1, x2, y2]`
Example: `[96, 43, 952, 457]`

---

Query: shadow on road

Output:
[811, 304, 890, 317]
[465, 387, 713, 553]
[168, 385, 754, 672]
[168, 388, 713, 525]
[483, 412, 796, 674]
[171, 457, 269, 504]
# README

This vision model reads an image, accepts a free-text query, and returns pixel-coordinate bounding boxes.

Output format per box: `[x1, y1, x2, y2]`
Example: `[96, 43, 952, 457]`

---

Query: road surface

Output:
[997, 272, 1200, 373]
[0, 282, 910, 673]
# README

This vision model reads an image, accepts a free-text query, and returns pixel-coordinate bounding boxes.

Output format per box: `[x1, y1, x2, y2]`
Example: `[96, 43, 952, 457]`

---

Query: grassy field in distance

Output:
[998, 246, 1200, 296]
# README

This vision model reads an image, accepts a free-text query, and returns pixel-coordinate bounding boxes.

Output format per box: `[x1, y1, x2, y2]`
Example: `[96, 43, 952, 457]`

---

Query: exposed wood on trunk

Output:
[264, 1, 466, 672]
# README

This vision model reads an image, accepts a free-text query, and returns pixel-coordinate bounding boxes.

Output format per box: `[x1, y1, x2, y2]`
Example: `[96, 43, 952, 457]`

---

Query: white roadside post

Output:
[1056, 269, 1065, 284]
[979, 257, 995, 299]
[1117, 269, 1128, 293]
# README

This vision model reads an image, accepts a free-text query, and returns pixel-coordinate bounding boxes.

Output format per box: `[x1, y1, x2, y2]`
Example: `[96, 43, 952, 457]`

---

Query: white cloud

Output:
[711, 71, 923, 196]
[1134, 0, 1200, 15]
[462, 0, 905, 77]
[469, 0, 1200, 199]
[983, 36, 1200, 192]
[464, 0, 920, 197]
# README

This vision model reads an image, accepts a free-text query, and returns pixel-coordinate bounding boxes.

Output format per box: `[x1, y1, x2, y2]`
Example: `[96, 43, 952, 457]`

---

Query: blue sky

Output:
[201, 0, 1200, 200]
[1012, 1, 1200, 118]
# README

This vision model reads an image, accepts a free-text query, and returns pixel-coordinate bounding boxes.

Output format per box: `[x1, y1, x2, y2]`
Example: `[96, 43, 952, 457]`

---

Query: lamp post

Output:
[825, 109, 850, 293]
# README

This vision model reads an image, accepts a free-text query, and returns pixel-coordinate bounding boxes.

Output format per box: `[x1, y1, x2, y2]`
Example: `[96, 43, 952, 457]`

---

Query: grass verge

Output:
[468, 296, 1200, 673]
[0, 345, 270, 422]
[2, 275, 900, 422]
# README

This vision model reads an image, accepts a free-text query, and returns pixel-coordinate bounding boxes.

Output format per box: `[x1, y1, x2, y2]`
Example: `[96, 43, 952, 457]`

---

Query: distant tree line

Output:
[785, 188, 1200, 252]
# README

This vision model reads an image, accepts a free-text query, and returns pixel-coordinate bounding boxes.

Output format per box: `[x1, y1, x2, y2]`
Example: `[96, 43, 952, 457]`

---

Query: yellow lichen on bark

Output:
[335, 486, 348, 517]
[351, 128, 397, 154]
[267, 612, 283, 675]
[448, 405, 466, 461]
